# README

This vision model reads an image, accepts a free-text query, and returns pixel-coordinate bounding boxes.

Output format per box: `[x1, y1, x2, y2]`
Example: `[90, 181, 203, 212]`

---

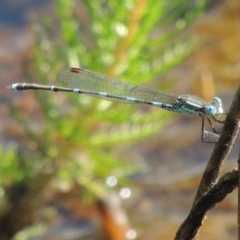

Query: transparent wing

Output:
[57, 68, 177, 104]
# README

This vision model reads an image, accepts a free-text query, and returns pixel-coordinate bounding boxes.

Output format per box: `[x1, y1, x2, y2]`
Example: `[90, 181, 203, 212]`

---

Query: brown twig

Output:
[175, 86, 240, 240]
[195, 86, 240, 202]
[175, 169, 238, 240]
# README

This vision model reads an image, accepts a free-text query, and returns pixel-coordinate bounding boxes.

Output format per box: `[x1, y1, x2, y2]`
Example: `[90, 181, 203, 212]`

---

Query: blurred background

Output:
[0, 0, 239, 239]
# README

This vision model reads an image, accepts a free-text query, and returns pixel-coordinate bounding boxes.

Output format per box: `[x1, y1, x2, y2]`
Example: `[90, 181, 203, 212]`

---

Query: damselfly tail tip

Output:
[7, 83, 18, 90]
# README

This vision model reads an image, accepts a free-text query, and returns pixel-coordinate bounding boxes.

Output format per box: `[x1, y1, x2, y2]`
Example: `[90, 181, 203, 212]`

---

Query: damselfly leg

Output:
[201, 115, 226, 143]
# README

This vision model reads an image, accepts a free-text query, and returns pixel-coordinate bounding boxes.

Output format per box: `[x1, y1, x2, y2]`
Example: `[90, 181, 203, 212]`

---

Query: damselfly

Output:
[7, 67, 225, 142]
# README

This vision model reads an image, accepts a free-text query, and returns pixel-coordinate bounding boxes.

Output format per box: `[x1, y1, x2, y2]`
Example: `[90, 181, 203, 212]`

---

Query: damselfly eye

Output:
[213, 97, 224, 114]
[206, 105, 217, 116]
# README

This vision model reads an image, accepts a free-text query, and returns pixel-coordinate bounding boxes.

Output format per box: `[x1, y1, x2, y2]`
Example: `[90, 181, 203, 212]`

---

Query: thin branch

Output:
[175, 86, 240, 240]
[175, 169, 238, 240]
[194, 86, 240, 202]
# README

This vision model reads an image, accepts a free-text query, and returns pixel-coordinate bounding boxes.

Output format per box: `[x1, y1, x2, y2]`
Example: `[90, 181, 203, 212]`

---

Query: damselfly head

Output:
[206, 97, 224, 116]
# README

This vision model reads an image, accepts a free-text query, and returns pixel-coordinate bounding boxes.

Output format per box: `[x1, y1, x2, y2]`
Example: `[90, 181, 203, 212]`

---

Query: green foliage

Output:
[0, 144, 22, 187]
[6, 0, 208, 201]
